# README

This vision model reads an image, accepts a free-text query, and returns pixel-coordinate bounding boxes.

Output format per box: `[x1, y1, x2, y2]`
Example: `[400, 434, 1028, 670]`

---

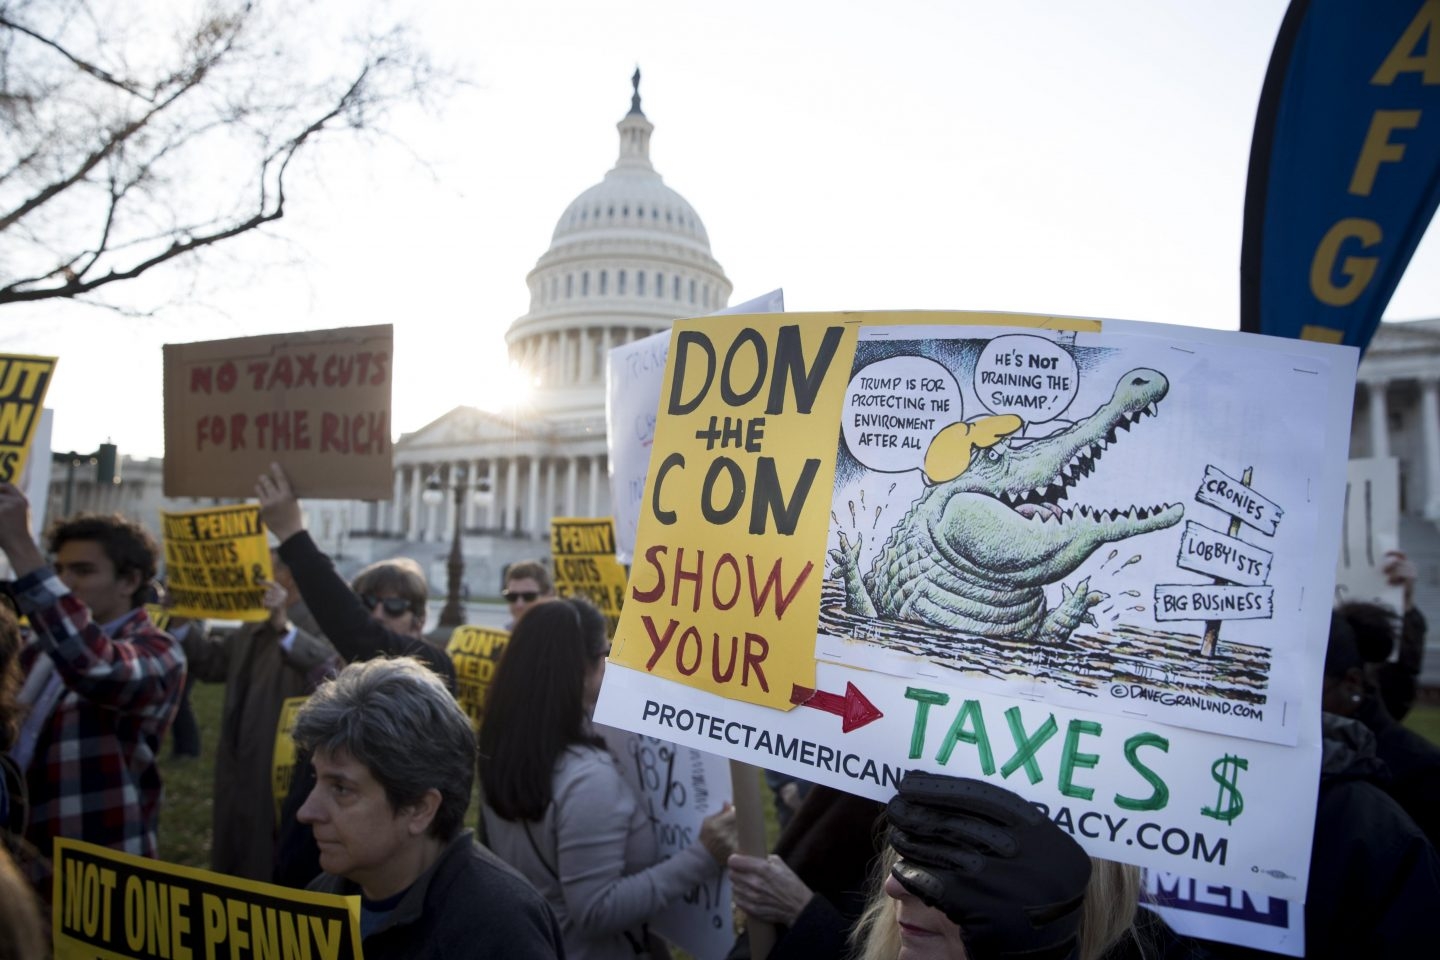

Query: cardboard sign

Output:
[550, 517, 628, 636]
[597, 311, 1357, 902]
[0, 353, 57, 484]
[598, 725, 735, 960]
[161, 505, 273, 621]
[446, 626, 510, 731]
[52, 838, 362, 960]
[163, 325, 393, 499]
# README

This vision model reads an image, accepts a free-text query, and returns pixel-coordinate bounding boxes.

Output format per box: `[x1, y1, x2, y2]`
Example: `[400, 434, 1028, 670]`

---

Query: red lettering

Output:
[190, 367, 212, 394]
[676, 626, 702, 675]
[269, 355, 294, 389]
[743, 632, 769, 691]
[321, 412, 347, 453]
[229, 413, 247, 451]
[747, 557, 813, 620]
[295, 353, 319, 387]
[642, 614, 678, 671]
[248, 360, 268, 390]
[670, 548, 704, 612]
[631, 546, 667, 603]
[216, 361, 237, 393]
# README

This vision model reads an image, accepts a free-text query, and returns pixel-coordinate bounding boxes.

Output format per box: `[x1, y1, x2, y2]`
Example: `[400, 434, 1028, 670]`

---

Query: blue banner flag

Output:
[1240, 0, 1440, 351]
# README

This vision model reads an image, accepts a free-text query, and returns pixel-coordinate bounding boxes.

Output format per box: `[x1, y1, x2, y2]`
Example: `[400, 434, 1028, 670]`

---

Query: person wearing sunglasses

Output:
[502, 560, 554, 627]
[256, 462, 458, 889]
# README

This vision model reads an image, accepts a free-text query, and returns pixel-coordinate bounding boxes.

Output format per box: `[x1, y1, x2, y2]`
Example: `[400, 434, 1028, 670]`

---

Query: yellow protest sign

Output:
[0, 353, 57, 484]
[609, 315, 859, 712]
[446, 626, 509, 731]
[272, 696, 307, 819]
[550, 517, 629, 636]
[52, 837, 363, 960]
[161, 505, 272, 621]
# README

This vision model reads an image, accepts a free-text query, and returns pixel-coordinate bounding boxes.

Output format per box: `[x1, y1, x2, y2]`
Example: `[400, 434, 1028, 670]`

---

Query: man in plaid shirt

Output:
[0, 483, 185, 875]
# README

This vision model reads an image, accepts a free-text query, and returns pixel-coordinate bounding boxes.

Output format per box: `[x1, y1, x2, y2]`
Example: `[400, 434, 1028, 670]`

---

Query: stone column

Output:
[566, 457, 579, 516]
[1367, 380, 1390, 459]
[588, 455, 602, 516]
[505, 458, 519, 533]
[386, 467, 402, 534]
[1423, 380, 1440, 520]
[443, 463, 458, 539]
[407, 464, 422, 540]
[466, 459, 482, 528]
[601, 327, 613, 378]
[527, 456, 541, 538]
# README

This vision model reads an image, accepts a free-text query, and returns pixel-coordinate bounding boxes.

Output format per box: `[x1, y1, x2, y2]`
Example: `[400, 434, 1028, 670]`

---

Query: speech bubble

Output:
[842, 356, 962, 472]
[974, 335, 1079, 425]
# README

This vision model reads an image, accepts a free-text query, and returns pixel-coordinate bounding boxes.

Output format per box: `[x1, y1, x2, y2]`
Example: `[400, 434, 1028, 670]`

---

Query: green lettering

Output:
[1000, 707, 1058, 784]
[1058, 719, 1102, 800]
[1114, 732, 1171, 811]
[904, 687, 950, 759]
[936, 699, 995, 774]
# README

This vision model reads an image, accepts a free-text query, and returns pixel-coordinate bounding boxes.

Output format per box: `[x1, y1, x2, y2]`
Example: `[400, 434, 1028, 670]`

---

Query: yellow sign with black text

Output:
[446, 626, 509, 732]
[608, 315, 859, 711]
[52, 838, 363, 959]
[0, 353, 56, 484]
[550, 517, 629, 636]
[162, 505, 273, 621]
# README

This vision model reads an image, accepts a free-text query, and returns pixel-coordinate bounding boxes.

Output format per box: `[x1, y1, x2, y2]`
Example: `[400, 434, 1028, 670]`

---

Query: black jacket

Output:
[309, 830, 565, 959]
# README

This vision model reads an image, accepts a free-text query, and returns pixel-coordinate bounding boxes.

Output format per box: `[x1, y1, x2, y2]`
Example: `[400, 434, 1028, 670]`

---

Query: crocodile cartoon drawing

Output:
[829, 366, 1183, 643]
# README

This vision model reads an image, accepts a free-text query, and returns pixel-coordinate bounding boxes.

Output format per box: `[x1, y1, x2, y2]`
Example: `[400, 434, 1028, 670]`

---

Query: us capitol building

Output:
[334, 74, 733, 587]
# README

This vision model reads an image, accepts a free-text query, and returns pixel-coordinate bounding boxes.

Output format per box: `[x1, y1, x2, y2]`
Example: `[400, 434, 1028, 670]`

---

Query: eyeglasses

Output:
[503, 590, 539, 604]
[361, 594, 417, 617]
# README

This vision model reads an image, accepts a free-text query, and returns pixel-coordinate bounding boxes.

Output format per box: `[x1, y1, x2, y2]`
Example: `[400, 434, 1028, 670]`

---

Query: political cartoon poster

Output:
[0, 353, 57, 484]
[598, 725, 735, 960]
[551, 517, 629, 635]
[446, 625, 510, 731]
[1333, 456, 1405, 613]
[52, 838, 362, 960]
[595, 311, 1356, 902]
[161, 505, 273, 621]
[163, 324, 392, 499]
[607, 289, 784, 563]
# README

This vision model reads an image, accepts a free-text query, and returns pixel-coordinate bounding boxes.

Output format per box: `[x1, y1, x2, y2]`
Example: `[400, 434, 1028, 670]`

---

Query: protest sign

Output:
[446, 625, 509, 731]
[272, 696, 306, 820]
[163, 325, 393, 499]
[551, 517, 628, 635]
[1333, 456, 1405, 613]
[598, 725, 736, 960]
[607, 290, 784, 563]
[161, 505, 273, 621]
[1141, 869, 1302, 957]
[0, 353, 56, 484]
[52, 838, 362, 960]
[597, 311, 1356, 901]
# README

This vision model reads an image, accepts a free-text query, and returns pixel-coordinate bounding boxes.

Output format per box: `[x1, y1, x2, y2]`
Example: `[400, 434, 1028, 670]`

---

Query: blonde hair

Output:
[849, 848, 1140, 960]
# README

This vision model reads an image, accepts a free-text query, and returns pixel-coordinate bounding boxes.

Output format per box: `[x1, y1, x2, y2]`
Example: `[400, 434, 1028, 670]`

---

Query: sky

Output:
[7, 0, 1439, 460]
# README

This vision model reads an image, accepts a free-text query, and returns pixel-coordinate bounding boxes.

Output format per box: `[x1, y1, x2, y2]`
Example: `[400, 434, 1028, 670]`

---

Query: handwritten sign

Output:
[53, 838, 361, 960]
[550, 517, 628, 636]
[0, 353, 56, 484]
[446, 626, 509, 731]
[607, 290, 786, 564]
[162, 325, 392, 498]
[599, 726, 735, 959]
[1333, 457, 1404, 611]
[597, 311, 1357, 902]
[161, 505, 273, 621]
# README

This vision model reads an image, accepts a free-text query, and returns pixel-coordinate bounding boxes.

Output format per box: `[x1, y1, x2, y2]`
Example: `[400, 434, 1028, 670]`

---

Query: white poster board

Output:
[598, 725, 735, 960]
[1333, 457, 1404, 614]
[596, 311, 1356, 904]
[606, 289, 784, 563]
[1142, 869, 1303, 957]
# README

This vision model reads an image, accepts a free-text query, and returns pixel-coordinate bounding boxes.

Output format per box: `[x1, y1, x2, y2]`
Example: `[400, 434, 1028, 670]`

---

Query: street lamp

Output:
[422, 466, 494, 629]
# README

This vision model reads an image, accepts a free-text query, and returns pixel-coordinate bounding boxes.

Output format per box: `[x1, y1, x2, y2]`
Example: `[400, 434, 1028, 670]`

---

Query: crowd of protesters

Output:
[3, 463, 1440, 959]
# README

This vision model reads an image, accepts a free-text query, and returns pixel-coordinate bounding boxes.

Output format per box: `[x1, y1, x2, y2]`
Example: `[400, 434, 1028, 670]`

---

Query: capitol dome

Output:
[506, 71, 732, 419]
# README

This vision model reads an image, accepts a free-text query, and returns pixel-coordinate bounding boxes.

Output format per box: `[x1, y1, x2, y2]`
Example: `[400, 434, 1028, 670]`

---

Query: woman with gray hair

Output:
[295, 657, 563, 959]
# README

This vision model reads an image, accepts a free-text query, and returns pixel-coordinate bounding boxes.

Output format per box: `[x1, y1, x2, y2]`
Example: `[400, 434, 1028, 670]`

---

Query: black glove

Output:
[887, 771, 1091, 960]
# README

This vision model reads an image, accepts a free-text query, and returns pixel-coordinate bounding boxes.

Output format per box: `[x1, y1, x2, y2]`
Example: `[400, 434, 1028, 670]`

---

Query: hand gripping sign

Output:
[599, 310, 1357, 905]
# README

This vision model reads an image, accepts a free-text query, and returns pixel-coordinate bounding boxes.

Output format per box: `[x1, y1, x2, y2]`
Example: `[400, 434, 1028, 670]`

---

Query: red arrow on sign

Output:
[789, 682, 883, 732]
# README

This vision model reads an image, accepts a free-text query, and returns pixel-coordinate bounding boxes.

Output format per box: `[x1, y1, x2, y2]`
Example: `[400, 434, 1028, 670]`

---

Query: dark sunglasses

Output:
[503, 590, 539, 604]
[361, 594, 417, 617]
